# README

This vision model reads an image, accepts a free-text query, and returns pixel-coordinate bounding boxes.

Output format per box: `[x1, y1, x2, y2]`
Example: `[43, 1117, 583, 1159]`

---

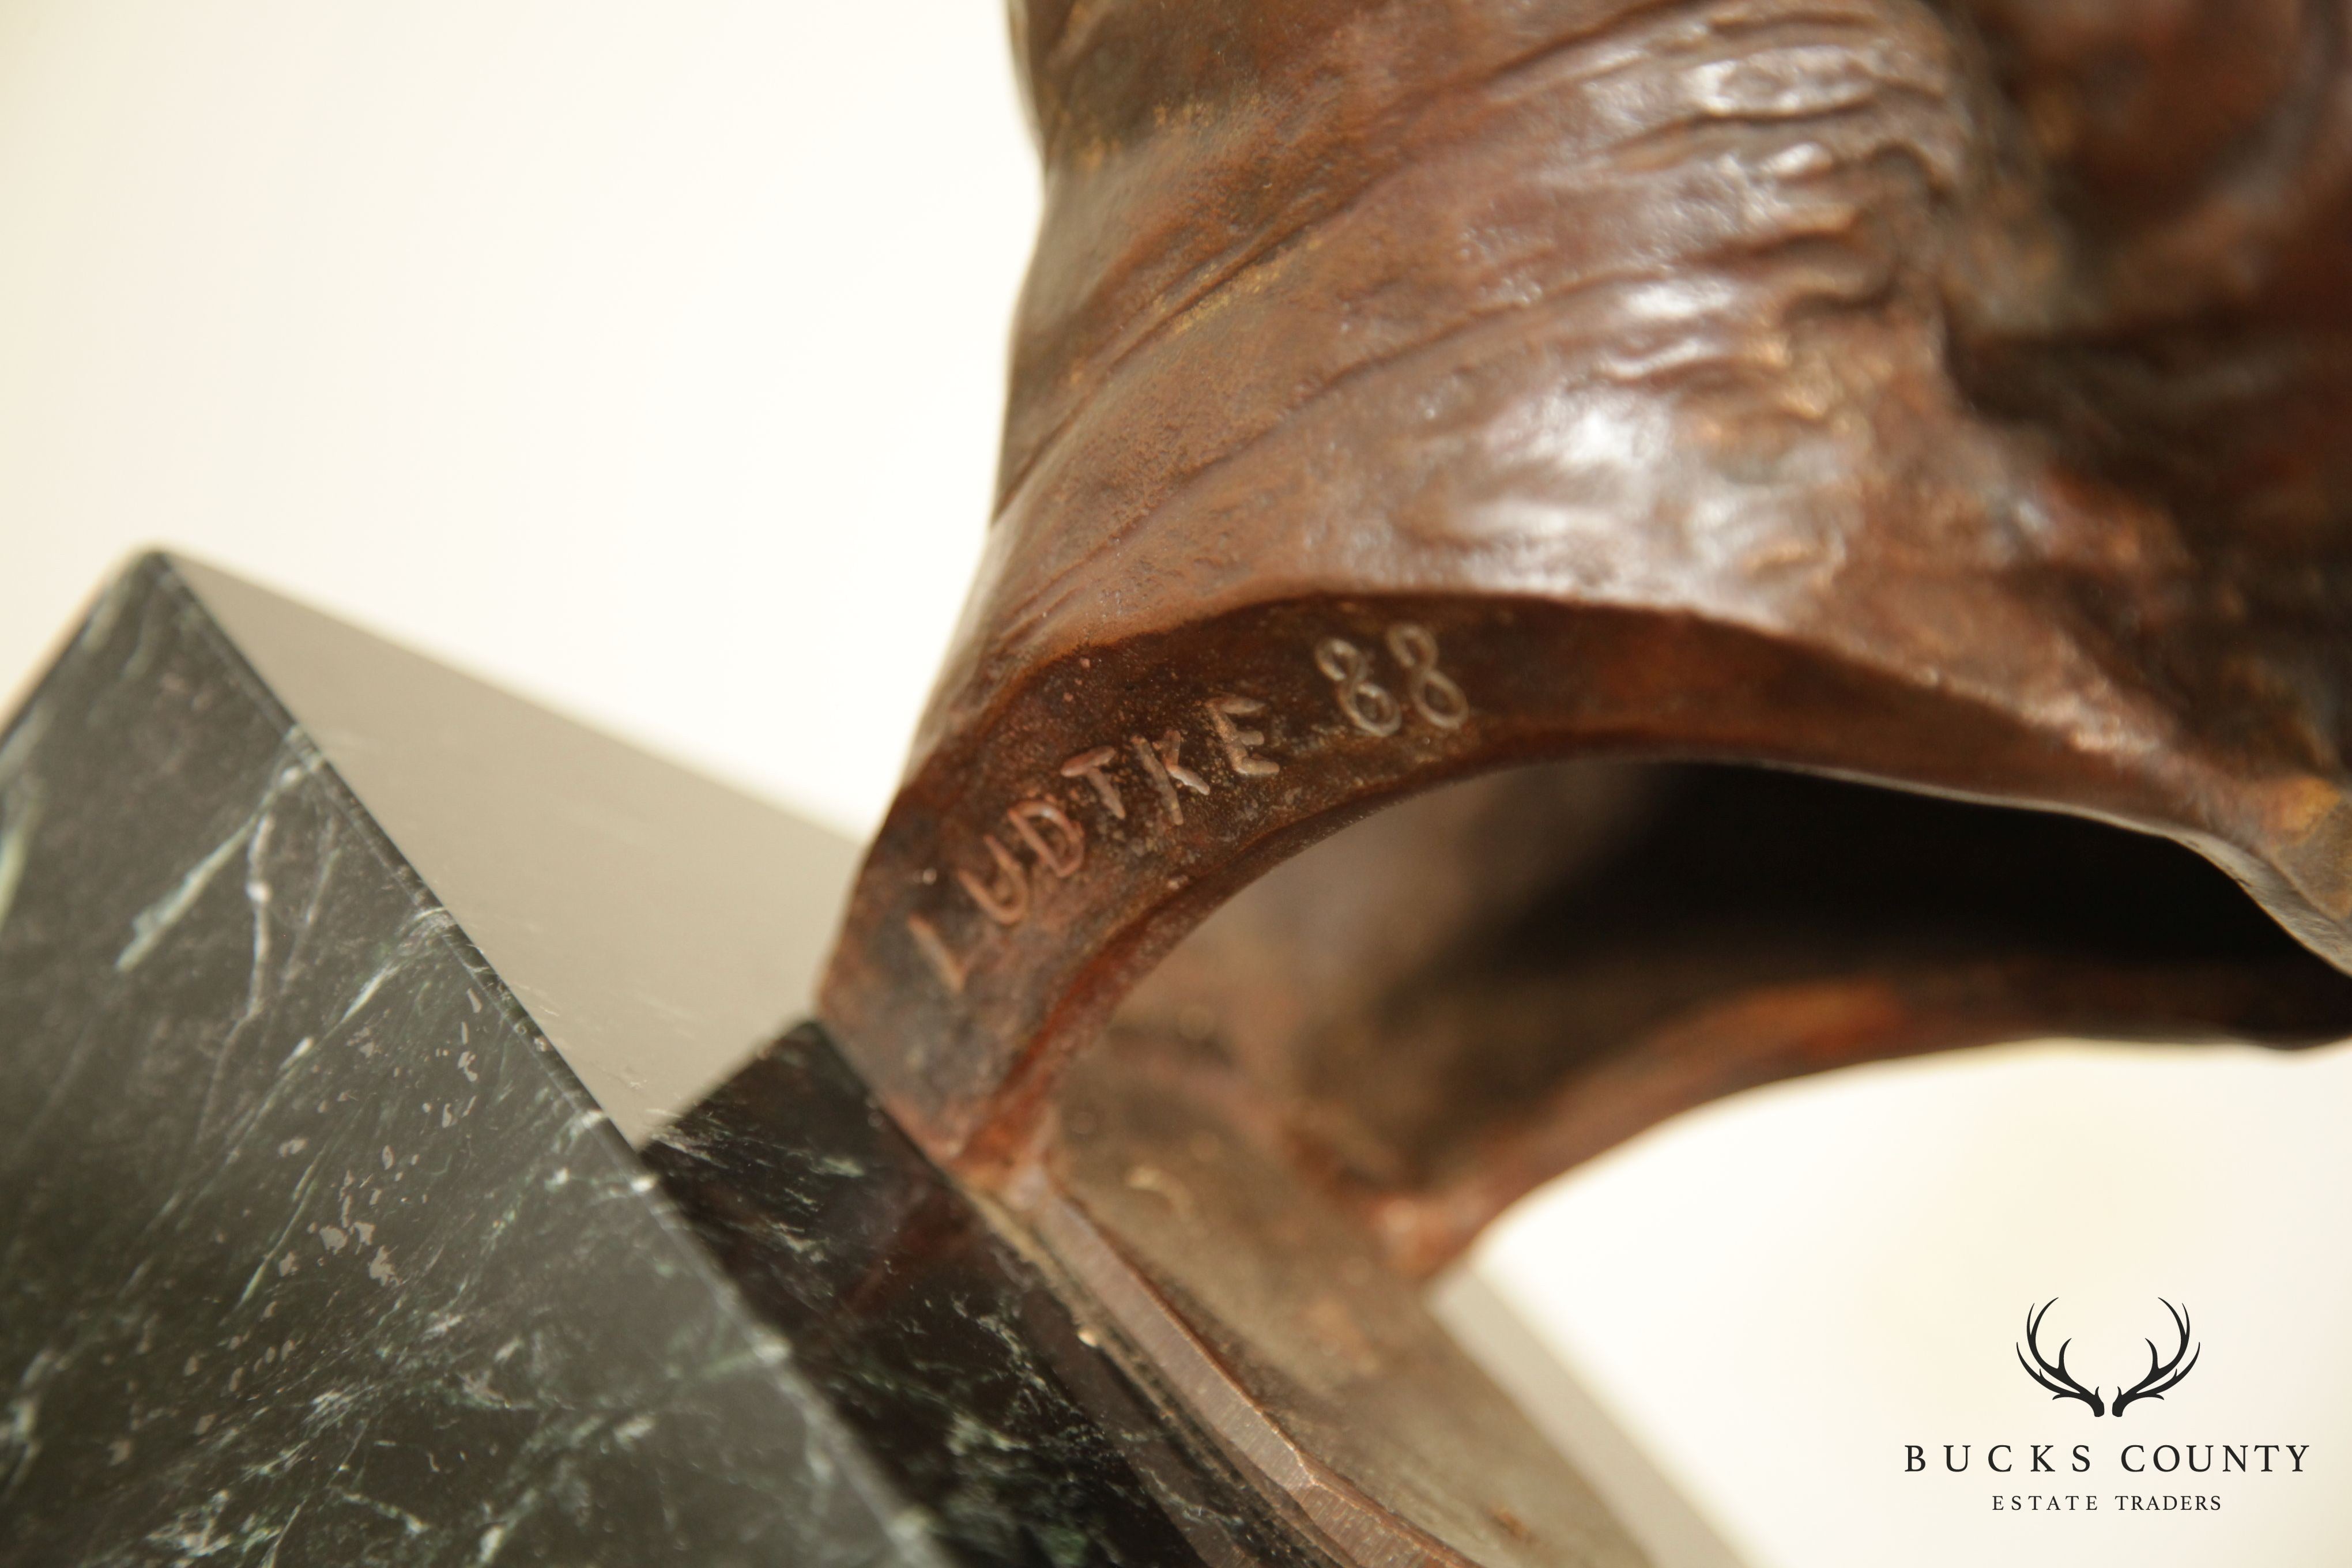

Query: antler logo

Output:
[2016, 1299, 2200, 1418]
[2017, 1299, 2105, 1416]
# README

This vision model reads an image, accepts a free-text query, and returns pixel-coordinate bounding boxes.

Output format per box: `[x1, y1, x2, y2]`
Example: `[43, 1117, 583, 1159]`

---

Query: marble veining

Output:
[649, 1025, 1332, 1568]
[0, 559, 940, 1567]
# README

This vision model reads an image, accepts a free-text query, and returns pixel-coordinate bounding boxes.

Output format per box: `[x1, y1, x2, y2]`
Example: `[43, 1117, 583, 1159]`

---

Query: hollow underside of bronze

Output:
[817, 3, 2352, 1563]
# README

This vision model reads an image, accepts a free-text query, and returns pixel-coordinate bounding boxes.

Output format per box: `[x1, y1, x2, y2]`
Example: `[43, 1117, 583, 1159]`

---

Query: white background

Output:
[0, 0, 1030, 836]
[5, 6, 2347, 1565]
[1449, 1041, 2352, 1567]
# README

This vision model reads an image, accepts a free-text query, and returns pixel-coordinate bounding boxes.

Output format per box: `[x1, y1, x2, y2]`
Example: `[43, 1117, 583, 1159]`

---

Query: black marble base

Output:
[0, 558, 1314, 1567]
[650, 1024, 1318, 1568]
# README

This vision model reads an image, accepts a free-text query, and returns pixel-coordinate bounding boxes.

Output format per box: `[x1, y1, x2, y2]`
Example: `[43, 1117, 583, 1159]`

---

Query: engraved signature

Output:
[906, 623, 1465, 995]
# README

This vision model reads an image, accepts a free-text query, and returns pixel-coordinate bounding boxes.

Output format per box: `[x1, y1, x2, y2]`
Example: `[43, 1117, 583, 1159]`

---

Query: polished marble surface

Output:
[0, 558, 929, 1565]
[0, 556, 1347, 1566]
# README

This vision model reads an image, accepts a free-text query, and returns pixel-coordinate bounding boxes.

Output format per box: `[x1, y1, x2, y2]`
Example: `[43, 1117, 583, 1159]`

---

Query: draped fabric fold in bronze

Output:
[819, 4, 2352, 1562]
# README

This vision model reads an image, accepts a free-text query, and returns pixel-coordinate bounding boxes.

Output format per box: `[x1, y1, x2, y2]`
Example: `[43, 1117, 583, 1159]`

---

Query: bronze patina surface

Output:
[817, 4, 2352, 1563]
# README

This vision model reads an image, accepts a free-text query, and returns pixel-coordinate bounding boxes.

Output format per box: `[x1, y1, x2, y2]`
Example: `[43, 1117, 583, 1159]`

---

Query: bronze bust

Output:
[815, 3, 2352, 1562]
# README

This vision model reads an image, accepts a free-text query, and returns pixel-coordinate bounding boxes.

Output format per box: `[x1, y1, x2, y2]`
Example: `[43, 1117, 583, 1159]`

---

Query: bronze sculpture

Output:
[813, 3, 2352, 1562]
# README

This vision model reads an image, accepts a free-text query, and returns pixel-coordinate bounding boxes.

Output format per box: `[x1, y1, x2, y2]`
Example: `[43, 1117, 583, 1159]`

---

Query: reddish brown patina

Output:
[818, 3, 2352, 1563]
